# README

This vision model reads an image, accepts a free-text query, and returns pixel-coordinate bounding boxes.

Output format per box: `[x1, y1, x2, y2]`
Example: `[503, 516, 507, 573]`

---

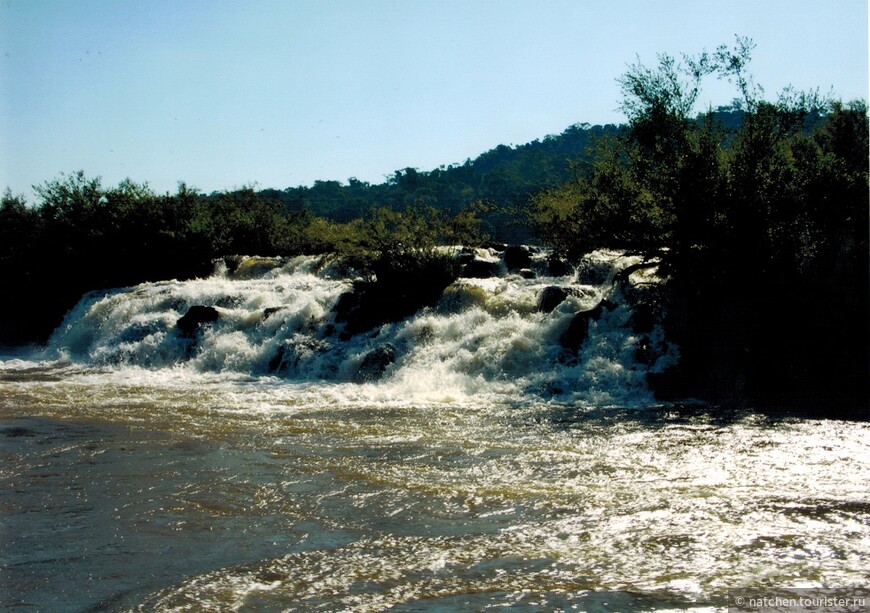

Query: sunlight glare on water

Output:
[2, 365, 868, 611]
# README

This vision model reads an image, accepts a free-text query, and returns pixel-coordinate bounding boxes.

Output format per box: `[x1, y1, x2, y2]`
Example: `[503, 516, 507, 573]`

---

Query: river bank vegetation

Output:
[2, 38, 866, 414]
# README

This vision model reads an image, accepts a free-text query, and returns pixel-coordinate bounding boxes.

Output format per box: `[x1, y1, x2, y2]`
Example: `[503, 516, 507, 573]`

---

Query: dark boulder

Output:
[559, 300, 615, 352]
[268, 343, 289, 372]
[269, 338, 328, 373]
[456, 247, 477, 266]
[503, 245, 532, 270]
[575, 256, 614, 285]
[538, 286, 571, 313]
[332, 291, 359, 323]
[354, 344, 397, 383]
[519, 269, 536, 279]
[263, 306, 284, 319]
[335, 254, 458, 337]
[176, 305, 219, 338]
[538, 285, 601, 313]
[462, 259, 501, 279]
[633, 335, 656, 365]
[221, 255, 245, 275]
[548, 255, 572, 277]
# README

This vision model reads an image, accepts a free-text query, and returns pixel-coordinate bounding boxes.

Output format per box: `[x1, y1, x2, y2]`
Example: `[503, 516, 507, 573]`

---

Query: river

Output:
[1, 250, 868, 611]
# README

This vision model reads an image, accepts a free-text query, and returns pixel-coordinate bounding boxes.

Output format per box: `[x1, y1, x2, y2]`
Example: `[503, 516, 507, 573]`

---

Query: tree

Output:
[531, 37, 868, 412]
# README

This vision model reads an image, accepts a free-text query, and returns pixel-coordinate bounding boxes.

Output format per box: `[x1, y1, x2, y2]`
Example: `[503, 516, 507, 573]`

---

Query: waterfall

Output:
[46, 248, 678, 406]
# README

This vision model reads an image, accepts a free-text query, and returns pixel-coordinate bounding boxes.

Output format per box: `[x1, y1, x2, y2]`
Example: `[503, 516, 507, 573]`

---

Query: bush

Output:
[530, 38, 868, 412]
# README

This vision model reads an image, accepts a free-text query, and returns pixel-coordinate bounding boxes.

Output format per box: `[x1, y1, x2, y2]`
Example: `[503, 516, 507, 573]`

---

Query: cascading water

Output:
[45, 248, 677, 407]
[3, 247, 867, 612]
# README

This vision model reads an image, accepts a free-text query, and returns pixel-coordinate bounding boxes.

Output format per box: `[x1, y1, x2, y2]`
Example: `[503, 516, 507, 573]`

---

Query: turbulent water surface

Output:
[1, 251, 868, 611]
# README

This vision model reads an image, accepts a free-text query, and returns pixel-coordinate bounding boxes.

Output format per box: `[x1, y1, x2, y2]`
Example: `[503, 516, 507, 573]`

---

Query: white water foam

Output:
[37, 250, 677, 408]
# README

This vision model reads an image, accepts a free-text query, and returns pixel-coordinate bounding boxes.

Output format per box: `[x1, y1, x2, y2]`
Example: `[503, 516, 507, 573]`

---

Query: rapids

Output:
[42, 249, 677, 406]
[1, 249, 868, 611]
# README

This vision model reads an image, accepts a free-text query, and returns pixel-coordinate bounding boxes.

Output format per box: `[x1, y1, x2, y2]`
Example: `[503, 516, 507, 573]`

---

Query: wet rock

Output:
[647, 367, 694, 401]
[633, 335, 656, 365]
[575, 253, 619, 285]
[269, 338, 328, 373]
[263, 307, 284, 319]
[334, 254, 457, 337]
[462, 259, 501, 279]
[504, 245, 532, 270]
[230, 255, 285, 279]
[456, 247, 477, 266]
[176, 305, 219, 338]
[559, 301, 615, 352]
[539, 287, 606, 314]
[333, 288, 394, 339]
[354, 344, 397, 383]
[268, 343, 289, 372]
[518, 268, 536, 279]
[438, 283, 488, 313]
[548, 255, 572, 277]
[538, 286, 572, 313]
[331, 291, 359, 323]
[221, 255, 245, 274]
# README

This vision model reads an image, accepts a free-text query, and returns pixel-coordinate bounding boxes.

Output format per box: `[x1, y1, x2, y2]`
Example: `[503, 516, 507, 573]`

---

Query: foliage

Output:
[0, 173, 488, 343]
[530, 37, 868, 412]
[248, 122, 622, 244]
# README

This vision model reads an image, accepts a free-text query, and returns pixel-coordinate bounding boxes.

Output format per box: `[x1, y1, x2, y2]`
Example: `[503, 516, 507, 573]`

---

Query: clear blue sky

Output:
[1, 0, 867, 199]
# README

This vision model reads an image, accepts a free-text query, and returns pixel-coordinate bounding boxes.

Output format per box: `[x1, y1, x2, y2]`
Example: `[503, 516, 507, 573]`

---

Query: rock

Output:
[334, 256, 460, 337]
[438, 283, 488, 313]
[331, 291, 359, 323]
[268, 343, 289, 372]
[462, 259, 501, 279]
[221, 255, 245, 274]
[176, 305, 219, 337]
[633, 335, 656, 365]
[519, 268, 536, 279]
[538, 286, 606, 314]
[548, 255, 572, 277]
[647, 367, 694, 401]
[559, 300, 615, 352]
[263, 306, 284, 319]
[231, 255, 284, 279]
[538, 286, 572, 313]
[332, 287, 392, 339]
[503, 245, 532, 270]
[576, 261, 611, 285]
[354, 344, 397, 383]
[269, 338, 328, 373]
[456, 247, 477, 266]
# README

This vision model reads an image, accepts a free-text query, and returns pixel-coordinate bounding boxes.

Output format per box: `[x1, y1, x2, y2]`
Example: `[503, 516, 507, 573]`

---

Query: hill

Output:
[246, 121, 625, 244]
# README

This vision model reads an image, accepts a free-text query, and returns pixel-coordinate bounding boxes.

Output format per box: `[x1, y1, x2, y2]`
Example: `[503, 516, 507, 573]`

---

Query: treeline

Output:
[250, 122, 621, 243]
[0, 177, 486, 344]
[531, 38, 868, 413]
[1, 119, 622, 345]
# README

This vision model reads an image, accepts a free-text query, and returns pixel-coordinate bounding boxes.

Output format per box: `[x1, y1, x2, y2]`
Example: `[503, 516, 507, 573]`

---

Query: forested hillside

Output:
[243, 121, 623, 243]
